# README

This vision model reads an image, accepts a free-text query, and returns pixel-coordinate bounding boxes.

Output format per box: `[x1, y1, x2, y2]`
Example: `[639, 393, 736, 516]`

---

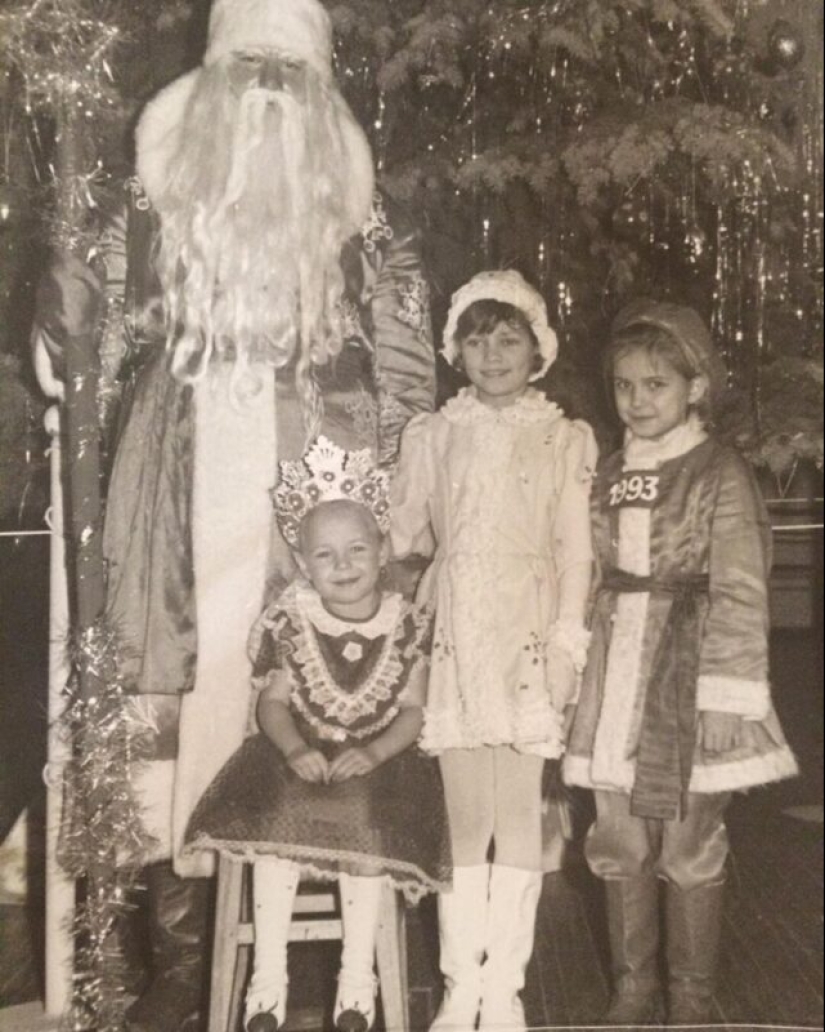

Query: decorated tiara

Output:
[273, 436, 391, 548]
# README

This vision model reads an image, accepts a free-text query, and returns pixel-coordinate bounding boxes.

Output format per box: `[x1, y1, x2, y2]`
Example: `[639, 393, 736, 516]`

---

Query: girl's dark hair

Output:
[603, 323, 723, 426]
[453, 299, 542, 375]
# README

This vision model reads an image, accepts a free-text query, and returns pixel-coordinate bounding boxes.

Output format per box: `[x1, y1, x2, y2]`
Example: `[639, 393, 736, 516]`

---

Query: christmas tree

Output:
[0, 3, 820, 1024]
[1, 0, 823, 498]
[327, 0, 823, 464]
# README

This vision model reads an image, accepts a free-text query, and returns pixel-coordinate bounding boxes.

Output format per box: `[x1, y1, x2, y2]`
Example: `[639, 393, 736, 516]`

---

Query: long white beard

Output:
[161, 84, 349, 389]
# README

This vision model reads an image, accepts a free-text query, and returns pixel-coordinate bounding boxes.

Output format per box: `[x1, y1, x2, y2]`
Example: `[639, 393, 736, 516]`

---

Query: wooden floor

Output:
[1, 631, 822, 1031]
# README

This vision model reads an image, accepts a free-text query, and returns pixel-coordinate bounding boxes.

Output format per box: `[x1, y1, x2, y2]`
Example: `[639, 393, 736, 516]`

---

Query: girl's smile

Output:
[460, 321, 537, 409]
[297, 501, 387, 619]
[613, 348, 707, 441]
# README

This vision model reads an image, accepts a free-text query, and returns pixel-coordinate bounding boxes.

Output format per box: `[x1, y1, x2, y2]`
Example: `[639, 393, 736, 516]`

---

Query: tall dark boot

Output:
[601, 875, 664, 1026]
[125, 861, 211, 1032]
[666, 881, 725, 1026]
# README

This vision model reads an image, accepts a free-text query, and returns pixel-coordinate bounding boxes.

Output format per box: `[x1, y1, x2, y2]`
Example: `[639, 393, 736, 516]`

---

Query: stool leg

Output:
[209, 856, 245, 1032]
[375, 886, 409, 1032]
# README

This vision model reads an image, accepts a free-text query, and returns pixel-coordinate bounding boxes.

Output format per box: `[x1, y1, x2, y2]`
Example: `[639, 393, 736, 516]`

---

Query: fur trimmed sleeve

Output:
[697, 449, 773, 720]
[552, 419, 599, 582]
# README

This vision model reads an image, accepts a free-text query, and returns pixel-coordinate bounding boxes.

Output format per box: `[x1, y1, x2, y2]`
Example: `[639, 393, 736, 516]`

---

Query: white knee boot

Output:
[430, 865, 490, 1031]
[334, 873, 383, 1032]
[478, 866, 543, 1032]
[245, 859, 301, 1032]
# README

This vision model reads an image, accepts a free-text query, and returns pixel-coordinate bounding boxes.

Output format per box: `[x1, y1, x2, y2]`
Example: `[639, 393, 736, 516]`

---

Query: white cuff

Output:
[547, 620, 592, 675]
[696, 674, 771, 721]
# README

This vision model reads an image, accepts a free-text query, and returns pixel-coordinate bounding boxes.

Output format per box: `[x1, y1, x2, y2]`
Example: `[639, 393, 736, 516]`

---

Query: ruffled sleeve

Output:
[247, 600, 300, 704]
[394, 602, 435, 708]
[696, 449, 773, 719]
[390, 413, 437, 561]
[552, 419, 599, 581]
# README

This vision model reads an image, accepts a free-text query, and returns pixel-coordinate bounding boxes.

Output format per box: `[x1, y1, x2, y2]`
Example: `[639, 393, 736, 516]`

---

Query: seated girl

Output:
[185, 438, 451, 1032]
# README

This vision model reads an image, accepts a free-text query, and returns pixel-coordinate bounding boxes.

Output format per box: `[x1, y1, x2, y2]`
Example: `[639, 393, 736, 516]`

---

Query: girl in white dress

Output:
[391, 271, 597, 1031]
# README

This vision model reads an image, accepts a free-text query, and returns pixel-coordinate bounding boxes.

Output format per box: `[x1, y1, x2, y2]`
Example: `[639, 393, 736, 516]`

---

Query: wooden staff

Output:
[54, 93, 121, 1026]
[56, 99, 106, 715]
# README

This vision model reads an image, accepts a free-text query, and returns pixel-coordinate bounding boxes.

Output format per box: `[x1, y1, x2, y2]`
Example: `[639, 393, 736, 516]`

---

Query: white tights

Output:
[247, 860, 383, 1024]
[439, 746, 544, 871]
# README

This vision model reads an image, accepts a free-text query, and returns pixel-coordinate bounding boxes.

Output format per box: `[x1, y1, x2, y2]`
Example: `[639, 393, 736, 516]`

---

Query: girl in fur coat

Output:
[564, 299, 799, 1026]
[392, 271, 597, 1031]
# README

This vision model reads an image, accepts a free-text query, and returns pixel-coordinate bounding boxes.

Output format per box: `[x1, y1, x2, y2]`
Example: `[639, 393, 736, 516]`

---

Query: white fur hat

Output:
[134, 0, 375, 233]
[205, 0, 334, 81]
[443, 270, 559, 380]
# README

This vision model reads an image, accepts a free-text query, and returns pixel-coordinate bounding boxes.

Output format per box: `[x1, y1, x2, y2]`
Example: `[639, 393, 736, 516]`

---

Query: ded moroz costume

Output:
[31, 1, 436, 1028]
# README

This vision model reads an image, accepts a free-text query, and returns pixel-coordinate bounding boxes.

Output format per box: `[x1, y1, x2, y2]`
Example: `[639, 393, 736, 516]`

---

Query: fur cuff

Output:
[547, 620, 592, 674]
[690, 747, 800, 793]
[697, 675, 771, 720]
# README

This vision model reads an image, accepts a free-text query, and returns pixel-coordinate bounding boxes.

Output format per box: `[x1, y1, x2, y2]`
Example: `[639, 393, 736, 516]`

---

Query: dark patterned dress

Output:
[185, 585, 451, 902]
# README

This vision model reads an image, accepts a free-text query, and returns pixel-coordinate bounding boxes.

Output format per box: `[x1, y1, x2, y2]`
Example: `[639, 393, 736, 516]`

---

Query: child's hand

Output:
[328, 747, 377, 783]
[699, 711, 744, 754]
[287, 746, 330, 784]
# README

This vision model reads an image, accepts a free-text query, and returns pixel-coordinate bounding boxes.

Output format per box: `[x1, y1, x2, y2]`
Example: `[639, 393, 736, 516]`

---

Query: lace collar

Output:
[441, 387, 563, 427]
[295, 583, 403, 640]
[624, 413, 709, 470]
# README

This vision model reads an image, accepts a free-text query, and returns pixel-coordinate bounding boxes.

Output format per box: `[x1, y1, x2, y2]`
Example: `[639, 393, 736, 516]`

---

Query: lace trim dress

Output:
[184, 584, 451, 903]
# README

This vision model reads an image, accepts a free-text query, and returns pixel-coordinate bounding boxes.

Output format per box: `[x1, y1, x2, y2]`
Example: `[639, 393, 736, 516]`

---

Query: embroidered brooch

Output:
[342, 641, 365, 664]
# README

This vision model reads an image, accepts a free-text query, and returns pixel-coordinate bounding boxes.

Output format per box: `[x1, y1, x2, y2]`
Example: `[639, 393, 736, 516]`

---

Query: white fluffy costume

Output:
[393, 272, 596, 759]
[36, 0, 436, 881]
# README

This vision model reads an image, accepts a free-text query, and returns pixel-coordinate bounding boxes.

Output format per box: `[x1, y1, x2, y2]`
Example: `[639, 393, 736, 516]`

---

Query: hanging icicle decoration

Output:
[374, 89, 387, 173]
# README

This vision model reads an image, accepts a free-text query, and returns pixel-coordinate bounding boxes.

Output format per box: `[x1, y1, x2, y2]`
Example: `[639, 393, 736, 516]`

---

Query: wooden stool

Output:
[208, 854, 410, 1032]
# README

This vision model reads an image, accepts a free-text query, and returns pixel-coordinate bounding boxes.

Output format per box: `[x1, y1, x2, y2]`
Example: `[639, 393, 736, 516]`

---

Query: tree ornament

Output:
[767, 19, 805, 72]
[685, 225, 708, 262]
[0, 182, 20, 229]
[612, 198, 649, 242]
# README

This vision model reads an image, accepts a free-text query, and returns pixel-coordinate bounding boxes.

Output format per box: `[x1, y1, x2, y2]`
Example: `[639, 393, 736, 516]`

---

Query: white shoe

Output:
[478, 866, 542, 1032]
[334, 972, 379, 1031]
[430, 865, 490, 1031]
[244, 974, 288, 1031]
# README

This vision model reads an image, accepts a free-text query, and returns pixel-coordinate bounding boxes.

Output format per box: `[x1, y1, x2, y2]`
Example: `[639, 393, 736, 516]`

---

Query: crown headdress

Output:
[274, 437, 391, 547]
